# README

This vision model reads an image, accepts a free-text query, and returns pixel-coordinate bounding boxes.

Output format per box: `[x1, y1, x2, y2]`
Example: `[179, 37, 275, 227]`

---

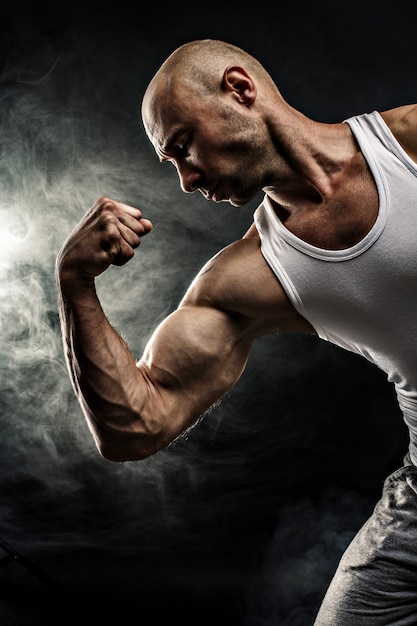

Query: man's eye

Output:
[177, 137, 190, 157]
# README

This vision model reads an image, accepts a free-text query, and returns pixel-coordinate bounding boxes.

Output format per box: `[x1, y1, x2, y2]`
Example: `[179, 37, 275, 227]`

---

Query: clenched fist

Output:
[56, 196, 153, 288]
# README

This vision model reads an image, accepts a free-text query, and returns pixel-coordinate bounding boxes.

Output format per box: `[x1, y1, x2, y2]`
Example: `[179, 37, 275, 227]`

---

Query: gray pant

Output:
[314, 460, 417, 625]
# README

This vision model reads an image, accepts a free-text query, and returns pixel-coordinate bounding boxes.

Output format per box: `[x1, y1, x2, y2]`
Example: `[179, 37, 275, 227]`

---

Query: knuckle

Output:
[94, 197, 118, 219]
[97, 211, 118, 234]
[96, 196, 114, 210]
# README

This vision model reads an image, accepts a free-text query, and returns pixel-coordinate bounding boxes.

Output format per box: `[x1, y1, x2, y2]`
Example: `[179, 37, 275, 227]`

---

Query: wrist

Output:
[55, 262, 96, 300]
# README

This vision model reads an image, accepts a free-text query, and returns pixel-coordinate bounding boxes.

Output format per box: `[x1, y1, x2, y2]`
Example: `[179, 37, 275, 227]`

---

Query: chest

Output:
[272, 157, 381, 250]
[275, 182, 379, 251]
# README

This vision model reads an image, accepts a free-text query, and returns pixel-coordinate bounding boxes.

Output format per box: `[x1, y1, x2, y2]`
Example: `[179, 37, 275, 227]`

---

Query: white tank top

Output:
[254, 111, 417, 464]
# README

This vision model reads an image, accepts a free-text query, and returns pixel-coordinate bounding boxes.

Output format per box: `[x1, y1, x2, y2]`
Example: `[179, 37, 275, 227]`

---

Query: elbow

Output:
[84, 398, 184, 462]
[95, 439, 138, 462]
[98, 447, 149, 463]
[92, 424, 167, 463]
[98, 443, 156, 463]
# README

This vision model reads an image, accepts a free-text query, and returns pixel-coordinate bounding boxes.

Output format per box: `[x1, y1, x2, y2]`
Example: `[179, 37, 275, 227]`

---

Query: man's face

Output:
[143, 80, 268, 207]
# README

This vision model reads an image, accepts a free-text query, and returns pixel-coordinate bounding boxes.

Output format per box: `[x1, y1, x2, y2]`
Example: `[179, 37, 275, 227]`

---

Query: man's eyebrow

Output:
[159, 129, 183, 159]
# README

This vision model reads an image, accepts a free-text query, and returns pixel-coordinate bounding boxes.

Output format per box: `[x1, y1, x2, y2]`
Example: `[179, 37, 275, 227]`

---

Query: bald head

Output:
[141, 38, 278, 141]
[151, 39, 276, 92]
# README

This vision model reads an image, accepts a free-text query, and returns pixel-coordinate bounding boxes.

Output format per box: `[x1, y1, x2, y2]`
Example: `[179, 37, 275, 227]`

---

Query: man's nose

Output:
[177, 163, 201, 193]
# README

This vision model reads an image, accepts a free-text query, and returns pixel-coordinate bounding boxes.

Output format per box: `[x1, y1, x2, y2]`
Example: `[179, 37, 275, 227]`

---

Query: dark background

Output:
[0, 1, 415, 624]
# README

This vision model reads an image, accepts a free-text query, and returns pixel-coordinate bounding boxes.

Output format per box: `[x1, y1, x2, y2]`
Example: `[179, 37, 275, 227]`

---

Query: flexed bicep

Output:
[126, 234, 314, 458]
[135, 304, 253, 443]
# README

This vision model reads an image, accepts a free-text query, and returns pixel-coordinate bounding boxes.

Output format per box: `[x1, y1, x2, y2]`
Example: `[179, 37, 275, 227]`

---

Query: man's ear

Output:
[222, 66, 256, 106]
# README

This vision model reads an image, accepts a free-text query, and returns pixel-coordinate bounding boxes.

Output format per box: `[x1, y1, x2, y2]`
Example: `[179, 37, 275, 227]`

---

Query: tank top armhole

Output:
[254, 203, 328, 339]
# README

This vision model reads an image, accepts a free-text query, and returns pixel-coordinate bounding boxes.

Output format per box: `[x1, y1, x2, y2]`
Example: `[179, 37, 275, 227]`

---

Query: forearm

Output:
[55, 197, 159, 460]
[57, 275, 150, 448]
[58, 282, 134, 417]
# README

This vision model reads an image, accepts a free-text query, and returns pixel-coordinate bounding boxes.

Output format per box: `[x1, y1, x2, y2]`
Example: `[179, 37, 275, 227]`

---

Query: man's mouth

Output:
[199, 188, 210, 200]
[209, 183, 222, 202]
[199, 182, 226, 203]
[199, 187, 217, 201]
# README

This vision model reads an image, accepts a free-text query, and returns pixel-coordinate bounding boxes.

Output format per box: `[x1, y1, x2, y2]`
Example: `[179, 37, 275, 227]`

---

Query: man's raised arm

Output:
[55, 197, 255, 462]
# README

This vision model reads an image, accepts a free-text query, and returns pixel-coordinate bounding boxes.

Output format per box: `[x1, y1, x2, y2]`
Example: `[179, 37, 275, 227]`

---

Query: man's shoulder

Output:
[380, 104, 417, 162]
[181, 233, 271, 310]
[180, 233, 314, 334]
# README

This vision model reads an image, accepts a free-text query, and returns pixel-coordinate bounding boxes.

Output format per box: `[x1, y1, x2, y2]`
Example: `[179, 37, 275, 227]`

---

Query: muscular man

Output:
[56, 39, 417, 624]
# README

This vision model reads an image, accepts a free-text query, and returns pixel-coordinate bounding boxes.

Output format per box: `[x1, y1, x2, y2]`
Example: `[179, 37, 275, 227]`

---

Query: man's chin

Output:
[228, 196, 252, 208]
